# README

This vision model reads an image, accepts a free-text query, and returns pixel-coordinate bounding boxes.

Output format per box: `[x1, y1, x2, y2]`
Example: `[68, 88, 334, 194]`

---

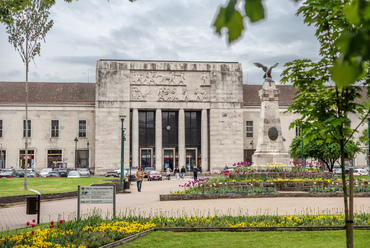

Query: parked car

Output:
[345, 167, 360, 174]
[39, 168, 53, 177]
[105, 171, 120, 177]
[46, 171, 61, 177]
[15, 170, 25, 177]
[67, 171, 80, 178]
[144, 167, 155, 178]
[57, 169, 69, 177]
[353, 169, 369, 176]
[332, 164, 341, 174]
[78, 168, 90, 177]
[27, 171, 39, 177]
[221, 166, 236, 173]
[147, 170, 163, 181]
[0, 169, 16, 178]
[114, 168, 129, 176]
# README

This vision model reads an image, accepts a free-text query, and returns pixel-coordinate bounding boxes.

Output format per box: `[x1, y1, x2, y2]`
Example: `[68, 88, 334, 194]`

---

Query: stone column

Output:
[132, 108, 139, 168]
[155, 109, 162, 171]
[178, 109, 185, 169]
[201, 109, 208, 171]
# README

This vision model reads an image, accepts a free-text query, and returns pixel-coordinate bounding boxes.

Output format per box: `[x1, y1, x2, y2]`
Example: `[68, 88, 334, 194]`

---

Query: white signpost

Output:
[77, 185, 116, 218]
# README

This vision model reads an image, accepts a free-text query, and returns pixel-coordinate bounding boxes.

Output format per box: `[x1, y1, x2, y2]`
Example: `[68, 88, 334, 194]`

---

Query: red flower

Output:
[27, 222, 30, 226]
[50, 221, 54, 225]
[31, 230, 35, 234]
[32, 224, 35, 228]
[59, 220, 64, 224]
[32, 219, 35, 223]
[50, 225, 55, 228]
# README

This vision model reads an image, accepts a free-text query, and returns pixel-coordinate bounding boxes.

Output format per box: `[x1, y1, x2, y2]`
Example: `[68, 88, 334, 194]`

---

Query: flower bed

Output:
[2, 214, 370, 247]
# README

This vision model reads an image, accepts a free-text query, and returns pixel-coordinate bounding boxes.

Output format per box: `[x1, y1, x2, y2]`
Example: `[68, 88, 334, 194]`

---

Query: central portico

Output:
[95, 60, 244, 174]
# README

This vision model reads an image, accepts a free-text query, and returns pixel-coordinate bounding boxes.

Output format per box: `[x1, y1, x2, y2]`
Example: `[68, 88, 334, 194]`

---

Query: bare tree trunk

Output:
[24, 39, 28, 190]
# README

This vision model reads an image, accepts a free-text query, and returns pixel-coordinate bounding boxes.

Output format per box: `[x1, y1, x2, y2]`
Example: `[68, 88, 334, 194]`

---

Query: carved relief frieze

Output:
[131, 71, 210, 86]
[130, 71, 211, 102]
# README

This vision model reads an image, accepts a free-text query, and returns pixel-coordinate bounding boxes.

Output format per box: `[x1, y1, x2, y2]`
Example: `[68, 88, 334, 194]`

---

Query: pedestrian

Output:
[193, 165, 199, 181]
[174, 166, 180, 180]
[135, 167, 145, 192]
[181, 166, 186, 179]
[166, 166, 171, 180]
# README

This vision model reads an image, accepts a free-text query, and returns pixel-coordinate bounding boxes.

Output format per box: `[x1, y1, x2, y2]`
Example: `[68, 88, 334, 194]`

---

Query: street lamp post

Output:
[119, 115, 126, 190]
[87, 140, 90, 169]
[301, 127, 304, 164]
[368, 117, 369, 179]
[74, 137, 78, 170]
[0, 142, 2, 169]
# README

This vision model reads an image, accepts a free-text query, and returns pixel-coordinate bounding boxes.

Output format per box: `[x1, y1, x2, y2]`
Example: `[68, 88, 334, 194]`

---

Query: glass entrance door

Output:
[186, 148, 197, 172]
[163, 148, 176, 171]
[140, 148, 153, 170]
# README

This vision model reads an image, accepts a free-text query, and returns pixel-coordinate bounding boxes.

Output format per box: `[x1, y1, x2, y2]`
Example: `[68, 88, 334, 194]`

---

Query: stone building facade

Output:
[0, 60, 368, 174]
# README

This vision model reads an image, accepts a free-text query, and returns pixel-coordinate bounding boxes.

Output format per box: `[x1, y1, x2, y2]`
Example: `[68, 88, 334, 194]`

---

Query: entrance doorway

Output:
[186, 148, 197, 172]
[140, 148, 153, 170]
[163, 148, 177, 171]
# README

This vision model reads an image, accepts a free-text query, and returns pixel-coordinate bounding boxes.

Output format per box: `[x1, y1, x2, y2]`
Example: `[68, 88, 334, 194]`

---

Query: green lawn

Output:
[122, 230, 370, 248]
[0, 177, 109, 197]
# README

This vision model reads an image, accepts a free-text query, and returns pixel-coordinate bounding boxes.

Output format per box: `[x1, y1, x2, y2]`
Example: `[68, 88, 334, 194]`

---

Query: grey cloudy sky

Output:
[0, 0, 320, 84]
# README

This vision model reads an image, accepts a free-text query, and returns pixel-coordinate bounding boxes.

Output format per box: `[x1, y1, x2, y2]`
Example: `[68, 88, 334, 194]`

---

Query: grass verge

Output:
[0, 177, 109, 197]
[121, 230, 370, 248]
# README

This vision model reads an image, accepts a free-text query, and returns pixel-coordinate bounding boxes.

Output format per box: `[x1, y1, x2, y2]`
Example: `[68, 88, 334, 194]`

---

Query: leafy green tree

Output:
[213, 0, 370, 88]
[0, 0, 72, 25]
[280, 1, 370, 246]
[5, 0, 54, 190]
[289, 137, 362, 172]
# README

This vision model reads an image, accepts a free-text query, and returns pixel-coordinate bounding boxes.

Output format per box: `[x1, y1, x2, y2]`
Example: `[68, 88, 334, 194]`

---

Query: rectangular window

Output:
[0, 120, 2, 138]
[23, 120, 31, 138]
[79, 120, 86, 138]
[296, 125, 301, 137]
[51, 120, 59, 138]
[246, 121, 253, 137]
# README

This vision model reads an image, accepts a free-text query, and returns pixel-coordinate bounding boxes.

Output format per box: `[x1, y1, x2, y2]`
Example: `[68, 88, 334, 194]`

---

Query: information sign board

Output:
[79, 186, 114, 204]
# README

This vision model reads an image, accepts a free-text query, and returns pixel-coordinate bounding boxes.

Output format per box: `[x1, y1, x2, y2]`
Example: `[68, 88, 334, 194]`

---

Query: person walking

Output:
[174, 166, 180, 180]
[180, 166, 186, 179]
[135, 167, 145, 192]
[193, 165, 199, 181]
[166, 166, 171, 180]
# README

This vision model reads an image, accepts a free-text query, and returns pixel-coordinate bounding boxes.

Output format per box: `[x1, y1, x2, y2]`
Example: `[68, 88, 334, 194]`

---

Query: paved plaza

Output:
[1, 176, 370, 231]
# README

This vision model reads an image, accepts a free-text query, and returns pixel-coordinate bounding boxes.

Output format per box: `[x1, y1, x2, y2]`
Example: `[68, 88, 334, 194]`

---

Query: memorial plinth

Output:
[252, 80, 291, 169]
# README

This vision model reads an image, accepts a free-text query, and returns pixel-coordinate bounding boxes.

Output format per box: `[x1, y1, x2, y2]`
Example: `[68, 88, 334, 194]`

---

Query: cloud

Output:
[0, 0, 320, 84]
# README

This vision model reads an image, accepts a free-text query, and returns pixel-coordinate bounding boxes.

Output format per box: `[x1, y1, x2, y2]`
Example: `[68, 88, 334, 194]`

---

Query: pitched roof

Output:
[243, 84, 368, 105]
[0, 82, 95, 104]
[243, 84, 298, 105]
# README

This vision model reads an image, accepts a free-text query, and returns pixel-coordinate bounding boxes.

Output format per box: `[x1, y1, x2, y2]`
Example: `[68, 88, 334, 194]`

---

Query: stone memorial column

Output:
[201, 109, 208, 171]
[132, 108, 139, 168]
[179, 109, 185, 170]
[155, 109, 163, 171]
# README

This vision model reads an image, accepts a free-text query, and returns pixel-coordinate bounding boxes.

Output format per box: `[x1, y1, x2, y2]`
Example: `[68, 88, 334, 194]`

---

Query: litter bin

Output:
[124, 181, 130, 190]
[26, 196, 38, 214]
